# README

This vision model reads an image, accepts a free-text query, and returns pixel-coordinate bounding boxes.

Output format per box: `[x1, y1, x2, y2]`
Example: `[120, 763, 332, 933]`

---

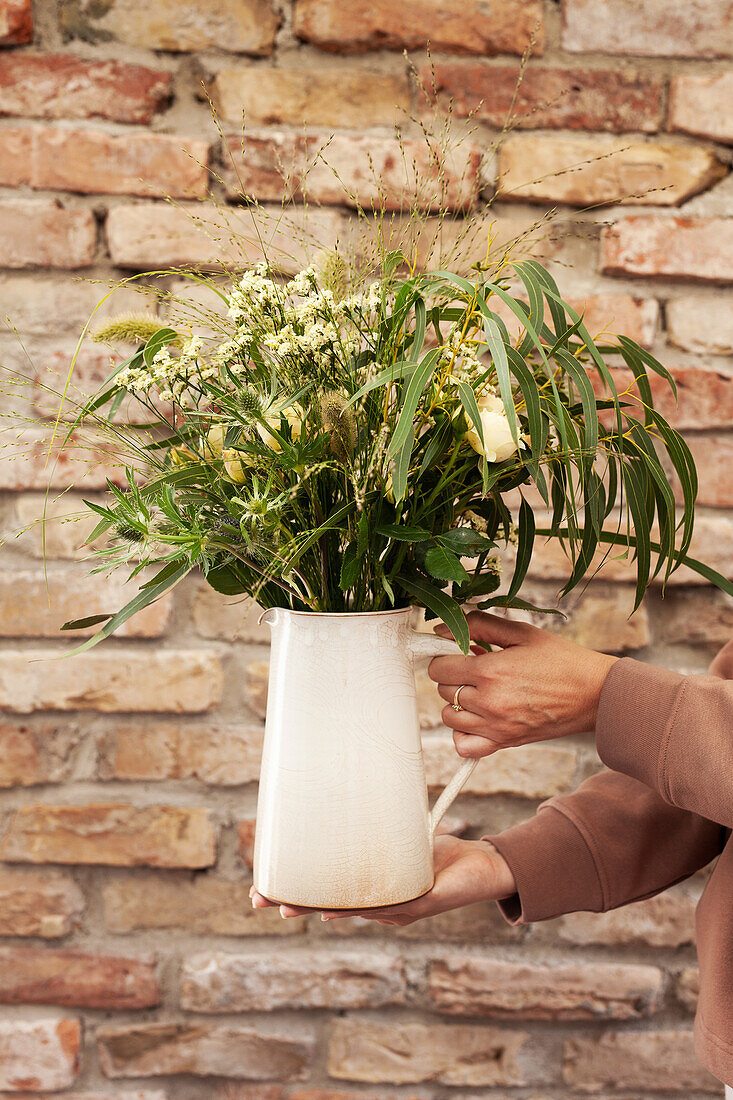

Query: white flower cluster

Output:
[116, 336, 212, 402]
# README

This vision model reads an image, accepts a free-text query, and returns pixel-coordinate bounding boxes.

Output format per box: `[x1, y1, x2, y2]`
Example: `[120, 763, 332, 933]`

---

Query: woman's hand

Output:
[250, 834, 516, 926]
[429, 610, 618, 760]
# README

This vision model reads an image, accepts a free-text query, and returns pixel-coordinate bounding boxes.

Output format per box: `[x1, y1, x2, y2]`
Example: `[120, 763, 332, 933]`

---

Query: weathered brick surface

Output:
[2, 804, 217, 868]
[675, 433, 733, 508]
[0, 1018, 80, 1091]
[563, 1030, 720, 1092]
[0, 200, 96, 268]
[429, 958, 663, 1019]
[102, 874, 306, 935]
[327, 1019, 526, 1086]
[212, 68, 409, 129]
[559, 890, 697, 947]
[0, 0, 31, 44]
[424, 63, 663, 132]
[669, 71, 733, 145]
[181, 951, 406, 1011]
[601, 217, 733, 283]
[563, 0, 733, 58]
[0, 126, 209, 198]
[106, 202, 345, 275]
[667, 295, 733, 355]
[223, 131, 481, 212]
[498, 136, 726, 207]
[0, 54, 171, 123]
[98, 723, 263, 784]
[0, 867, 84, 937]
[97, 1023, 313, 1080]
[293, 0, 544, 56]
[0, 720, 85, 787]
[1, 5, 732, 1097]
[0, 571, 171, 637]
[0, 650, 223, 713]
[0, 948, 159, 1009]
[62, 0, 280, 54]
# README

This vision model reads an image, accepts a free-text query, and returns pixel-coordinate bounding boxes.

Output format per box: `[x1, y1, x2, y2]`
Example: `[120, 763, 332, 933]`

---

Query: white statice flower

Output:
[465, 392, 521, 464]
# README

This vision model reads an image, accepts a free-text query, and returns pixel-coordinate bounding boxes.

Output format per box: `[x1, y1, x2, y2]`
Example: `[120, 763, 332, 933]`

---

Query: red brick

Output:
[513, 512, 733, 586]
[0, 200, 96, 269]
[0, 126, 208, 198]
[0, 650, 223, 713]
[2, 803, 217, 868]
[596, 364, 733, 430]
[327, 1019, 526, 1087]
[0, 867, 84, 938]
[0, 721, 83, 787]
[0, 54, 171, 123]
[0, 0, 32, 44]
[323, 900, 522, 944]
[193, 585, 269, 641]
[674, 433, 733, 508]
[225, 131, 481, 212]
[211, 67, 409, 129]
[102, 874, 306, 936]
[237, 819, 256, 867]
[0, 427, 127, 491]
[601, 216, 733, 283]
[423, 63, 663, 132]
[294, 0, 543, 55]
[424, 738, 577, 798]
[0, 571, 171, 638]
[97, 1023, 313, 1080]
[669, 71, 733, 145]
[291, 1092, 427, 1100]
[498, 135, 725, 207]
[677, 967, 700, 1011]
[180, 950, 406, 1011]
[563, 1030, 719, 1092]
[659, 589, 733, 648]
[0, 275, 147, 336]
[98, 723, 263, 784]
[0, 1019, 80, 1091]
[8, 493, 105, 561]
[429, 958, 663, 1019]
[559, 889, 697, 948]
[0, 948, 159, 1009]
[62, 0, 280, 55]
[0, 1093, 167, 1100]
[563, 0, 733, 58]
[667, 295, 733, 355]
[31, 344, 161, 423]
[106, 202, 345, 275]
[491, 293, 658, 349]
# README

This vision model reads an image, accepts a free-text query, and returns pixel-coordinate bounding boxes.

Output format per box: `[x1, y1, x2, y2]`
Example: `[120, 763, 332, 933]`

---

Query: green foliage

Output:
[50, 253, 730, 655]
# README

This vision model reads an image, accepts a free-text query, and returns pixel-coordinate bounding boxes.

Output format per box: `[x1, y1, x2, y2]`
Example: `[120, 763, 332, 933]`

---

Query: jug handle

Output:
[409, 630, 479, 836]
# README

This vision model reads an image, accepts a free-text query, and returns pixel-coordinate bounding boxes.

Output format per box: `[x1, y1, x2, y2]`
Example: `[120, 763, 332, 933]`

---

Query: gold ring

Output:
[451, 685, 467, 712]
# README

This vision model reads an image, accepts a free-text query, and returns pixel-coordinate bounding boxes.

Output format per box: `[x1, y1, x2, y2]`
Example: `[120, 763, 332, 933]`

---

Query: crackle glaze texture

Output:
[254, 608, 470, 908]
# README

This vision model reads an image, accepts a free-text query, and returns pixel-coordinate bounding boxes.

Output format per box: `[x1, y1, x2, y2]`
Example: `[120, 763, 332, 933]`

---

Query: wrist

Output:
[580, 651, 619, 733]
[479, 840, 517, 900]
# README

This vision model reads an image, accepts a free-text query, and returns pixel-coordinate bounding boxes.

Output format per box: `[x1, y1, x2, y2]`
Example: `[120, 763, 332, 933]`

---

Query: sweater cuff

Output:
[596, 657, 686, 795]
[486, 804, 604, 924]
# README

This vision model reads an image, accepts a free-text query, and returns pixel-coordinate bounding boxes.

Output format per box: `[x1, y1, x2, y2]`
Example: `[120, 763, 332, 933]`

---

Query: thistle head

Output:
[319, 391, 357, 460]
[238, 388, 261, 417]
[93, 313, 172, 347]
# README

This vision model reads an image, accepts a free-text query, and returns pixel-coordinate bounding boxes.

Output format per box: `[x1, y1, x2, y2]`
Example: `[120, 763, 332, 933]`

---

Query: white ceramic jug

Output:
[253, 606, 477, 909]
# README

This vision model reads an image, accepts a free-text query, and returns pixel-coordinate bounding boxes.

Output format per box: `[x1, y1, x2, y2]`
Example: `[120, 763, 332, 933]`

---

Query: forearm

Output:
[487, 769, 725, 925]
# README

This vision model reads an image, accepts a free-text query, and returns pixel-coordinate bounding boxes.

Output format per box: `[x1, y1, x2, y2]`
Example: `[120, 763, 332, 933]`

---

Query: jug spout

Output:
[257, 607, 279, 627]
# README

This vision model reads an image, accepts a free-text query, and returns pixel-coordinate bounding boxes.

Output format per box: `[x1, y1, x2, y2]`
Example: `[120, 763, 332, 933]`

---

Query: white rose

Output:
[465, 393, 519, 463]
[256, 407, 304, 452]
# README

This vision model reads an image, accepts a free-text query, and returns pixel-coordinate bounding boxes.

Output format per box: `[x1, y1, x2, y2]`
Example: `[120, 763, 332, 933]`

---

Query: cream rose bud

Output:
[256, 407, 304, 452]
[466, 393, 519, 463]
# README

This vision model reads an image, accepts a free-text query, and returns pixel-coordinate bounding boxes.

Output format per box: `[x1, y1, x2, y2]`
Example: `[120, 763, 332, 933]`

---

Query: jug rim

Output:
[258, 605, 416, 623]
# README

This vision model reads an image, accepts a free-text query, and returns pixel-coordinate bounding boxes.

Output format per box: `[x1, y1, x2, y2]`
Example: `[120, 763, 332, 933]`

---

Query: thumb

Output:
[433, 612, 529, 649]
[466, 611, 530, 648]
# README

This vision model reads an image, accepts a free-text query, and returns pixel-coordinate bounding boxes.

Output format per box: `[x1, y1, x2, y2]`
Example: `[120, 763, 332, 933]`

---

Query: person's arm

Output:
[488, 768, 726, 924]
[595, 656, 733, 828]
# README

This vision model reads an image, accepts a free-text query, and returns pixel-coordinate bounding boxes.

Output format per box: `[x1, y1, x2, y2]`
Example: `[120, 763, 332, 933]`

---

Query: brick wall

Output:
[0, 0, 732, 1096]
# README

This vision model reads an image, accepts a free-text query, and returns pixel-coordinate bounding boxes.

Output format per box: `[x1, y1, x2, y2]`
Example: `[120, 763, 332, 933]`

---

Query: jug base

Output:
[254, 881, 433, 911]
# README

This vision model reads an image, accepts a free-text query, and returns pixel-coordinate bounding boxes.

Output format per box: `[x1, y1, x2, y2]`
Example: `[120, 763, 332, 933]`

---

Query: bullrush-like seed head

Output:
[319, 391, 357, 460]
[92, 313, 171, 347]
